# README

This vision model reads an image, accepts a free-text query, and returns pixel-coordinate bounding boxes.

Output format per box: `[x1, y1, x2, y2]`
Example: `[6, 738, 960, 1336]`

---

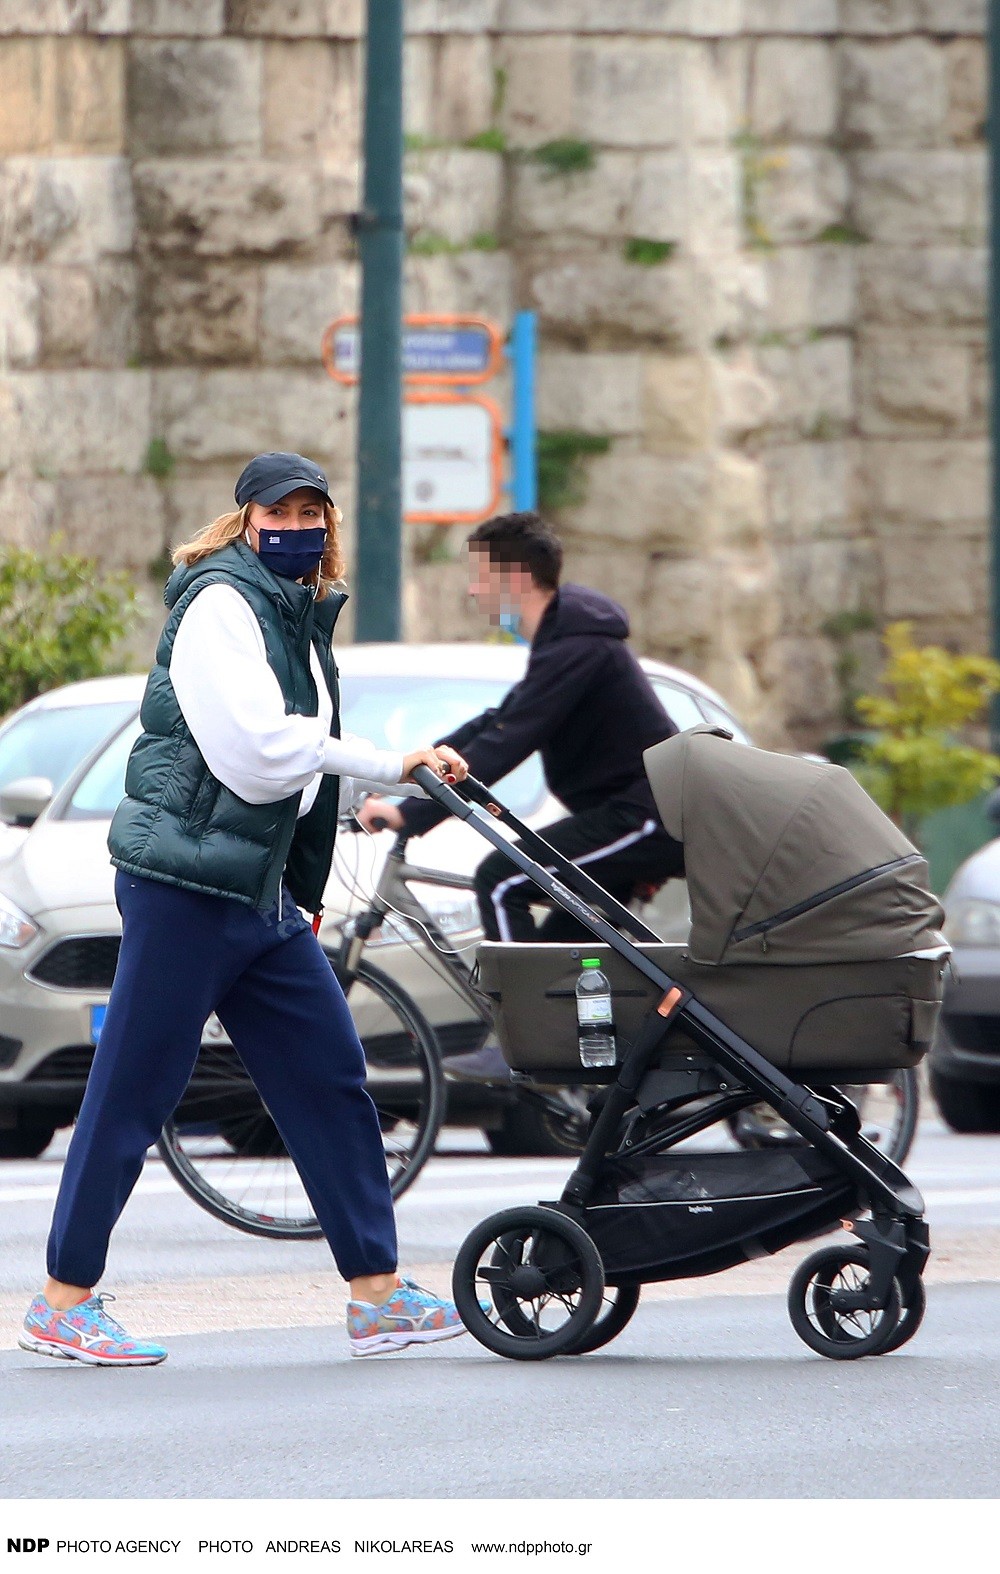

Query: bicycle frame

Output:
[335, 830, 491, 1024]
[334, 827, 604, 1136]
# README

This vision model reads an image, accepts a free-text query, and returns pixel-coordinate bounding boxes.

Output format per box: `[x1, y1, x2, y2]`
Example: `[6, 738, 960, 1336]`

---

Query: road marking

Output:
[6, 1176, 1000, 1217]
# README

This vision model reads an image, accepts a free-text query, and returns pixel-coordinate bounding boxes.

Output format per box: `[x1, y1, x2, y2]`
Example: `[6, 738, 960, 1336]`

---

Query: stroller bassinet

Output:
[479, 725, 945, 1079]
[408, 729, 947, 1363]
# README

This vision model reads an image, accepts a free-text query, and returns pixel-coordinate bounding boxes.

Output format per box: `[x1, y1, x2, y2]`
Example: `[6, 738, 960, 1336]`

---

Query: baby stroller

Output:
[411, 725, 948, 1361]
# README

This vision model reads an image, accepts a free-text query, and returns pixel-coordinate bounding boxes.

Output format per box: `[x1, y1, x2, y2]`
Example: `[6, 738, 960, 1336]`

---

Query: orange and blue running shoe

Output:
[347, 1275, 467, 1357]
[19, 1293, 167, 1367]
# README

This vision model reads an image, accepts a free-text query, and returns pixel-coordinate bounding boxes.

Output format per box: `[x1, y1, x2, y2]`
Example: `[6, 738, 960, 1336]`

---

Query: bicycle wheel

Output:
[728, 1067, 919, 1165]
[157, 956, 445, 1239]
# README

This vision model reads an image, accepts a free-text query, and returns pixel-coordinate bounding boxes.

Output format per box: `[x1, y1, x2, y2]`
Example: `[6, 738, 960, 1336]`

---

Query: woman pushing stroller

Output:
[20, 451, 470, 1366]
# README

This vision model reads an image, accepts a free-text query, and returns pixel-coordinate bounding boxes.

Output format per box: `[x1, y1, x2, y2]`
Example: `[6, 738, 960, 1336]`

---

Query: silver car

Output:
[930, 830, 1000, 1132]
[0, 644, 747, 1157]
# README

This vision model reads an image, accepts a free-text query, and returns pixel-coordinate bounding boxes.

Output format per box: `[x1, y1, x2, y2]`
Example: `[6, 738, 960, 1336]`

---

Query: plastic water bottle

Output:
[576, 958, 616, 1068]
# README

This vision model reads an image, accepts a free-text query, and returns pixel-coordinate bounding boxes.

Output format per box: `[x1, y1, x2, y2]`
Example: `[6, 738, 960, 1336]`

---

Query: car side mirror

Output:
[985, 787, 1000, 827]
[0, 776, 53, 828]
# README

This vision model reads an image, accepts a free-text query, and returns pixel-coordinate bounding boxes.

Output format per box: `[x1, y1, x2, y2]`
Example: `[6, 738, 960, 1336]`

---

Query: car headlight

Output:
[944, 898, 1000, 949]
[368, 888, 481, 948]
[0, 891, 39, 949]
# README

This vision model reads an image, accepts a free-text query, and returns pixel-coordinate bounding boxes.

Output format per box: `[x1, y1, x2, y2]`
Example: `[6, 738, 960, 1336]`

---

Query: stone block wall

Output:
[0, 0, 988, 748]
[742, 1, 988, 739]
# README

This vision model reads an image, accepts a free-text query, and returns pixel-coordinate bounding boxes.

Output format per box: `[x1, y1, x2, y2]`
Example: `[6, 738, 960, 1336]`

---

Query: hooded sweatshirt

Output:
[400, 583, 678, 837]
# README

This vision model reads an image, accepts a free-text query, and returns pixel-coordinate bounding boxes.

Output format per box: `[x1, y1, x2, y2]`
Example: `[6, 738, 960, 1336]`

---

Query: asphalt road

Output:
[2, 1283, 998, 1499]
[3, 1119, 1000, 1294]
[1, 1120, 998, 1498]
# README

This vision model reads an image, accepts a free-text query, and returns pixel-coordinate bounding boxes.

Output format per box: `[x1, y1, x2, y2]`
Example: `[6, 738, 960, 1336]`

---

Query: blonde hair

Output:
[172, 499, 346, 600]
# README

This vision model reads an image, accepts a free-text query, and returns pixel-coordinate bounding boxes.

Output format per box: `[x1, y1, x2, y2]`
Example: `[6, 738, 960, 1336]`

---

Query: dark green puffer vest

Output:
[109, 539, 347, 913]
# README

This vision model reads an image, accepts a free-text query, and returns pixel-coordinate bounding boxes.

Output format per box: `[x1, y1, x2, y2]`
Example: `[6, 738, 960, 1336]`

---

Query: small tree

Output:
[854, 621, 1000, 839]
[0, 543, 138, 717]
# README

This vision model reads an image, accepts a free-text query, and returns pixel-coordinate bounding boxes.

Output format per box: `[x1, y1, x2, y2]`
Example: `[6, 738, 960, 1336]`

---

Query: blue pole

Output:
[510, 310, 537, 511]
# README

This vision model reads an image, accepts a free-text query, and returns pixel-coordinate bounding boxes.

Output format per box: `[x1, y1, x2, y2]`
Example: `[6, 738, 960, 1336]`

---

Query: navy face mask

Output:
[254, 526, 326, 582]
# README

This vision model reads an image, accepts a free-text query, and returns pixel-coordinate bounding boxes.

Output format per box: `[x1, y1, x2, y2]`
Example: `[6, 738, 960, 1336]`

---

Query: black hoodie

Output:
[400, 583, 677, 836]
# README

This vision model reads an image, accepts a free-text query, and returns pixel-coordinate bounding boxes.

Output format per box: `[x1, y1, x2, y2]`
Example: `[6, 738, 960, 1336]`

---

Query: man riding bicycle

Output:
[357, 511, 684, 1082]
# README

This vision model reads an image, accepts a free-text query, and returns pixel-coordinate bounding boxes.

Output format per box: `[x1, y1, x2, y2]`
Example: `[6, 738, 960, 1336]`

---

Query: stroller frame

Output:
[413, 767, 929, 1357]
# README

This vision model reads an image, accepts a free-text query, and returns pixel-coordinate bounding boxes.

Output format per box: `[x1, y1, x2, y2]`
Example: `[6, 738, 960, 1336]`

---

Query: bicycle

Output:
[727, 1066, 919, 1165]
[156, 813, 600, 1238]
[156, 833, 448, 1239]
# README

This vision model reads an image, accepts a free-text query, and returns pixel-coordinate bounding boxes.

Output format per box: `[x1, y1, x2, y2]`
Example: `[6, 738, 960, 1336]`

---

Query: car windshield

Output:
[651, 682, 706, 734]
[63, 716, 143, 819]
[339, 674, 546, 817]
[696, 695, 751, 744]
[0, 702, 136, 801]
[61, 675, 550, 820]
[60, 672, 748, 822]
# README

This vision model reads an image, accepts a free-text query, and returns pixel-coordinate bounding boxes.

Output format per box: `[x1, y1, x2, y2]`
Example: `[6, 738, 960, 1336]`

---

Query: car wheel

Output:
[0, 1115, 57, 1160]
[930, 1069, 1000, 1134]
[486, 1087, 590, 1158]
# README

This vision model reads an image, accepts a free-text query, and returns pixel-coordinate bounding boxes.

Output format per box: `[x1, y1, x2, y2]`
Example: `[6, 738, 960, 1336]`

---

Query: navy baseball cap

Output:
[234, 451, 332, 509]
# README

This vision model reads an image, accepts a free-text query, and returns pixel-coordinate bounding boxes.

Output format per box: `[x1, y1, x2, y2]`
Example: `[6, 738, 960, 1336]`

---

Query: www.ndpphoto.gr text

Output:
[470, 1543, 593, 1556]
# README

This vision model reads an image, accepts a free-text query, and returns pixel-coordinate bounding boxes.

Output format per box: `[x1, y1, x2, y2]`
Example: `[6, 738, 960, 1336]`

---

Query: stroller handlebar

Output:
[409, 766, 662, 946]
[409, 763, 479, 821]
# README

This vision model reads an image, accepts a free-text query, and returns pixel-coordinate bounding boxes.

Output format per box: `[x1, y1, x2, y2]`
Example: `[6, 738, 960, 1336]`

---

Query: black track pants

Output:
[473, 799, 684, 943]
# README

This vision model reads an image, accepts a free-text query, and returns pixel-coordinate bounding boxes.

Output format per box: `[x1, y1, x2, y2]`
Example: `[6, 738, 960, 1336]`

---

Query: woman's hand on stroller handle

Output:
[353, 748, 469, 834]
[401, 744, 468, 785]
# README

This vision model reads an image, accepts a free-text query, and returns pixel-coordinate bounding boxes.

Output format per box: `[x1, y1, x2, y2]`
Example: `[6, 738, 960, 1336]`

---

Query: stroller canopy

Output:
[643, 726, 945, 965]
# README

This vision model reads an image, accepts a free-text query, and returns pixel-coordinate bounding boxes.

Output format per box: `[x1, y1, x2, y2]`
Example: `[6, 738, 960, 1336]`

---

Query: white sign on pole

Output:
[403, 398, 501, 523]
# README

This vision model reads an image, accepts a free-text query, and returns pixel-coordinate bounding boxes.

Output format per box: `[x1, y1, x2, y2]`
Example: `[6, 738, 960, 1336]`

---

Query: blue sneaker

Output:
[19, 1293, 167, 1367]
[347, 1275, 467, 1357]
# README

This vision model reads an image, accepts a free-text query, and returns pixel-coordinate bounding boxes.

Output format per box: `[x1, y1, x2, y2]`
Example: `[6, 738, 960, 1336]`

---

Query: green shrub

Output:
[854, 621, 1000, 838]
[0, 543, 138, 717]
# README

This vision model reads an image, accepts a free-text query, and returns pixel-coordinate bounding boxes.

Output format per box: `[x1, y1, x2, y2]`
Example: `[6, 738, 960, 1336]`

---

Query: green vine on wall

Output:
[532, 139, 596, 178]
[537, 431, 611, 513]
[623, 237, 675, 266]
[822, 608, 878, 725]
[732, 128, 785, 251]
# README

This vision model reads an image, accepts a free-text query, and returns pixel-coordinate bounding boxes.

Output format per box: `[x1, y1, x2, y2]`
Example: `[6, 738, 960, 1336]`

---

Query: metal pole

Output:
[354, 0, 404, 642]
[990, 0, 1000, 741]
[510, 310, 537, 511]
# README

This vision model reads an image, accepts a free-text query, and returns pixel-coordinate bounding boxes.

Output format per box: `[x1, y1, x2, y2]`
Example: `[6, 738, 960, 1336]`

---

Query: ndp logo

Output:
[7, 1542, 50, 1553]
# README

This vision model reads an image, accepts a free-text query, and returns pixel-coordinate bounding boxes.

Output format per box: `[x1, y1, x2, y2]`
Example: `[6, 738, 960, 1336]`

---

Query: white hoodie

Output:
[169, 584, 419, 817]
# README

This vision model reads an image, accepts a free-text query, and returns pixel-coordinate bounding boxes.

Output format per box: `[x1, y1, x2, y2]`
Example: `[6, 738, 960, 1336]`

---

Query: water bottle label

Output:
[577, 998, 613, 1024]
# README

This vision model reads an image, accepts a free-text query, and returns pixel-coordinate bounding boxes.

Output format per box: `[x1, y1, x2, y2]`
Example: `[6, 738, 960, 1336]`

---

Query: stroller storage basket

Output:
[585, 1148, 857, 1282]
[478, 941, 944, 1078]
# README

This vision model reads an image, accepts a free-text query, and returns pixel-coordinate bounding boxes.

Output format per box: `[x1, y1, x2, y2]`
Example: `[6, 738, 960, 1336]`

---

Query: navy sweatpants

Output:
[47, 871, 398, 1288]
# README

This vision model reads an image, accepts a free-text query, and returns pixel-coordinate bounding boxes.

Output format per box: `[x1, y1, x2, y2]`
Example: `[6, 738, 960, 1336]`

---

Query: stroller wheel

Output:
[788, 1244, 902, 1360]
[453, 1205, 605, 1361]
[565, 1284, 642, 1356]
[487, 1246, 639, 1356]
[876, 1272, 926, 1355]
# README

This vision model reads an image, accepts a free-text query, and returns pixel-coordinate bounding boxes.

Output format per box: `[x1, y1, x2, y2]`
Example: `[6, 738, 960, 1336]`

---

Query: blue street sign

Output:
[329, 321, 498, 382]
